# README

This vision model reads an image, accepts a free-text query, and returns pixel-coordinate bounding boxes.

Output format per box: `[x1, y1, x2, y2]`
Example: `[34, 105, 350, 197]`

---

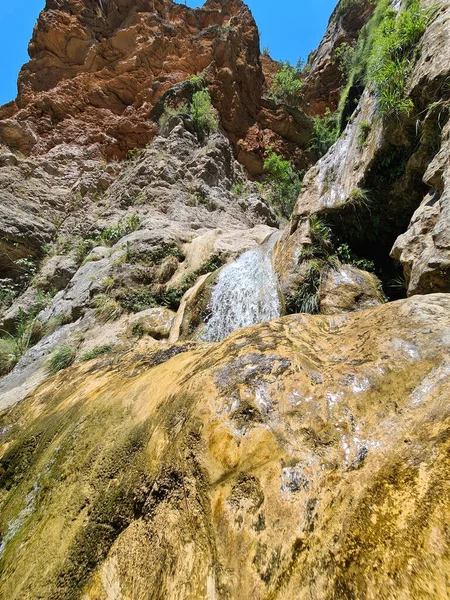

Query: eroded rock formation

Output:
[0, 0, 312, 174]
[1, 295, 450, 599]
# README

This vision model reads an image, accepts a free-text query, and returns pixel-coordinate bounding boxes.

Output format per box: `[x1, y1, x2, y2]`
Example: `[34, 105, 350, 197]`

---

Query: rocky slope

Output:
[1, 0, 450, 597]
[0, 295, 450, 599]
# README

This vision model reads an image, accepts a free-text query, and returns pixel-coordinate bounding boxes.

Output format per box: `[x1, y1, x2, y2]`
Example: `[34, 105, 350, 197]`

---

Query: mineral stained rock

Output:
[1, 294, 450, 599]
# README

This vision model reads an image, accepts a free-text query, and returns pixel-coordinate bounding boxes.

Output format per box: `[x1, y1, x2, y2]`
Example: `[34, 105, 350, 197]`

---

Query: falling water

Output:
[201, 234, 281, 342]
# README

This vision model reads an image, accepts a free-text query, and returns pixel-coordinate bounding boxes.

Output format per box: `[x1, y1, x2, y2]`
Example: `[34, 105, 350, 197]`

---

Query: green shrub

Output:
[46, 345, 76, 375]
[263, 149, 302, 218]
[191, 90, 219, 134]
[335, 243, 375, 272]
[99, 214, 141, 247]
[334, 0, 360, 20]
[337, 0, 431, 123]
[310, 109, 339, 158]
[80, 345, 113, 362]
[286, 263, 322, 315]
[333, 42, 355, 77]
[118, 289, 156, 313]
[159, 101, 190, 128]
[268, 62, 303, 105]
[92, 295, 123, 322]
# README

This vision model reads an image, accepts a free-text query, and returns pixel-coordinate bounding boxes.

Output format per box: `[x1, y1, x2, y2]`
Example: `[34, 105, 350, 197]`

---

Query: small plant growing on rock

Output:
[92, 295, 123, 322]
[358, 122, 372, 148]
[268, 62, 303, 105]
[80, 345, 113, 362]
[263, 148, 302, 218]
[46, 345, 76, 375]
[191, 90, 219, 134]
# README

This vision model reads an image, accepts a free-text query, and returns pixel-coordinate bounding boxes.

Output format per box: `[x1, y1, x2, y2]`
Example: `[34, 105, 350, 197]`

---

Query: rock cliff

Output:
[0, 0, 312, 174]
[1, 0, 450, 597]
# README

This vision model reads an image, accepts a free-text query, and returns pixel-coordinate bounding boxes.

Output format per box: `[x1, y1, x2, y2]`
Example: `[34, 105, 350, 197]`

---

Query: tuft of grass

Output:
[46, 345, 76, 375]
[348, 188, 372, 210]
[92, 295, 123, 323]
[286, 262, 322, 315]
[358, 121, 372, 147]
[0, 338, 19, 376]
[80, 345, 113, 362]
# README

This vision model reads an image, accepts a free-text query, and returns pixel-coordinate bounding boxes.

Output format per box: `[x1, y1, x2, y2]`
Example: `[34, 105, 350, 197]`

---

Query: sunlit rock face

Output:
[1, 294, 449, 599]
[0, 0, 312, 174]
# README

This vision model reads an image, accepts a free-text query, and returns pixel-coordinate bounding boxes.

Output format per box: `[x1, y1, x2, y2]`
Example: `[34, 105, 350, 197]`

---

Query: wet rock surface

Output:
[0, 295, 449, 598]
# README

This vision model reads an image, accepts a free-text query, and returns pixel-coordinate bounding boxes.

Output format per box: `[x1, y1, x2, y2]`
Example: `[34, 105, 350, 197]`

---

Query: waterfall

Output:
[201, 234, 281, 342]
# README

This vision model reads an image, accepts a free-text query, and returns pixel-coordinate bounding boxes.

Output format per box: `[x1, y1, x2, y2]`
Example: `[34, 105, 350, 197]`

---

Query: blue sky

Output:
[0, 0, 337, 106]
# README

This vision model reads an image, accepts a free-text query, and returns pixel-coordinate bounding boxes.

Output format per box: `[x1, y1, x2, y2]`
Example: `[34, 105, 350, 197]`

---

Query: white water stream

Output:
[201, 233, 281, 342]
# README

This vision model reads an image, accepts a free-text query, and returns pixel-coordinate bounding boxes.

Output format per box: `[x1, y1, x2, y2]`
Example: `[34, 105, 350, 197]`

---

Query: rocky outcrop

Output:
[0, 0, 312, 174]
[1, 294, 450, 598]
[0, 118, 279, 406]
[278, 0, 450, 304]
[302, 0, 375, 115]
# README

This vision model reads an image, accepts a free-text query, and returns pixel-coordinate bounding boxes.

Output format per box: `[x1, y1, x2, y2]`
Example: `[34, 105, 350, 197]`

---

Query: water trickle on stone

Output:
[201, 234, 281, 342]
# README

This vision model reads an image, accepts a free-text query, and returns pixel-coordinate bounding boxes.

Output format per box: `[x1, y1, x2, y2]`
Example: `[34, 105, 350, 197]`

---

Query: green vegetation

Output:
[0, 290, 57, 376]
[286, 215, 377, 315]
[46, 345, 76, 375]
[358, 121, 372, 147]
[366, 0, 427, 115]
[334, 0, 362, 20]
[286, 262, 322, 315]
[333, 42, 355, 78]
[80, 345, 113, 362]
[268, 62, 303, 105]
[63, 214, 141, 265]
[337, 0, 431, 124]
[118, 289, 156, 313]
[263, 148, 302, 218]
[0, 256, 38, 312]
[159, 89, 219, 135]
[162, 255, 224, 311]
[99, 214, 141, 247]
[310, 109, 339, 158]
[191, 90, 219, 134]
[92, 295, 123, 323]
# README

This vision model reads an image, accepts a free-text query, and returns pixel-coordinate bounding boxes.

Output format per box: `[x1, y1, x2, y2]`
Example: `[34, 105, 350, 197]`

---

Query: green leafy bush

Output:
[99, 214, 141, 247]
[263, 149, 302, 218]
[191, 90, 219, 134]
[333, 42, 355, 77]
[268, 62, 303, 105]
[118, 289, 156, 313]
[46, 345, 76, 375]
[310, 109, 339, 158]
[160, 90, 219, 135]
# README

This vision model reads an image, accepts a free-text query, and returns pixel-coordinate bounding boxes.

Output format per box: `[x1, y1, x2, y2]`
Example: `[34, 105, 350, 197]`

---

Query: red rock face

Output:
[302, 0, 375, 116]
[0, 0, 312, 174]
